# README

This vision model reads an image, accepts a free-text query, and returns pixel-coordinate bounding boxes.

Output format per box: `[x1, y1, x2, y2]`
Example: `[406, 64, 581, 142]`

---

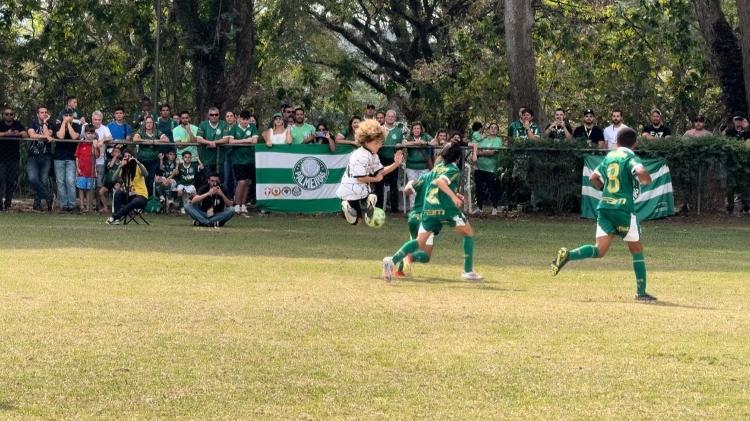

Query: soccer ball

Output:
[366, 207, 386, 228]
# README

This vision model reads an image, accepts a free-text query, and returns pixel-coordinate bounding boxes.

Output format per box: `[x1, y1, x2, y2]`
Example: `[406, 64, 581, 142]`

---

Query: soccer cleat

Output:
[550, 247, 570, 276]
[394, 269, 407, 278]
[402, 254, 414, 276]
[341, 201, 358, 225]
[365, 194, 377, 219]
[635, 293, 658, 302]
[462, 271, 484, 282]
[382, 257, 394, 282]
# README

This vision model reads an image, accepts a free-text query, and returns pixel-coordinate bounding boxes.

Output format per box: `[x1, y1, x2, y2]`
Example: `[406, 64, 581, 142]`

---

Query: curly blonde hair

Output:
[355, 119, 387, 146]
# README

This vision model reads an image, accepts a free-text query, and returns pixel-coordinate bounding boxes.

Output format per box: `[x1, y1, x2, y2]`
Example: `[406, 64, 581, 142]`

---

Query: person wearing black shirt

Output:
[184, 172, 235, 227]
[0, 106, 26, 211]
[723, 116, 750, 140]
[573, 108, 605, 148]
[26, 106, 55, 211]
[642, 109, 672, 140]
[54, 108, 82, 211]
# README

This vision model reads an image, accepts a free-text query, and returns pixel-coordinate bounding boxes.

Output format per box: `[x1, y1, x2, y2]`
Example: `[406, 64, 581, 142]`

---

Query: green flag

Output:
[255, 144, 355, 213]
[581, 155, 675, 221]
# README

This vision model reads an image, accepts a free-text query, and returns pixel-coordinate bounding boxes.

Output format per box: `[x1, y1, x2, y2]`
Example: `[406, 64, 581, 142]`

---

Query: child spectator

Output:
[175, 150, 203, 213]
[156, 150, 178, 210]
[75, 125, 97, 212]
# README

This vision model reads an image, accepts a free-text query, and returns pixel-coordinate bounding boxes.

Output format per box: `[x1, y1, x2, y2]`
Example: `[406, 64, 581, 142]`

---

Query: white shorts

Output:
[176, 184, 197, 196]
[336, 182, 369, 201]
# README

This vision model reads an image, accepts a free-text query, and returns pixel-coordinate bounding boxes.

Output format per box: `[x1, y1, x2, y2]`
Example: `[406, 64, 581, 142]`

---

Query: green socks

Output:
[463, 237, 474, 272]
[392, 240, 419, 265]
[632, 252, 647, 295]
[412, 251, 430, 263]
[569, 244, 599, 261]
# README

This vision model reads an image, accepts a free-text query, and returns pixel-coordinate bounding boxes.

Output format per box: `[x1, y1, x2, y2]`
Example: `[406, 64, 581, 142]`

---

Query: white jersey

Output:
[603, 124, 630, 150]
[336, 146, 383, 200]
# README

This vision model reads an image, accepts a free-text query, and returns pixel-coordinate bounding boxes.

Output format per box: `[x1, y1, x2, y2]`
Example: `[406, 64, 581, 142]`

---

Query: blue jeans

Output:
[54, 159, 76, 209]
[26, 155, 52, 206]
[184, 202, 234, 226]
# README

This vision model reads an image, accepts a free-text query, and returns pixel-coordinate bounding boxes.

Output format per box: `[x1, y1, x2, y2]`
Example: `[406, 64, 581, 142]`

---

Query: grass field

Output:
[1, 212, 749, 419]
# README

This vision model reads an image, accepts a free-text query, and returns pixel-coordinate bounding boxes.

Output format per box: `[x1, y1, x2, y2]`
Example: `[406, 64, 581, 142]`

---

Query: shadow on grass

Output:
[0, 401, 16, 411]
[578, 299, 718, 310]
[367, 276, 525, 292]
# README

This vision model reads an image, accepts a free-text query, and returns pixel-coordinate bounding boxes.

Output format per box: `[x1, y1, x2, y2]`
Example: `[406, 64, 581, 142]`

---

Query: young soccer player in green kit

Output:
[550, 128, 656, 301]
[383, 141, 482, 282]
[394, 173, 434, 278]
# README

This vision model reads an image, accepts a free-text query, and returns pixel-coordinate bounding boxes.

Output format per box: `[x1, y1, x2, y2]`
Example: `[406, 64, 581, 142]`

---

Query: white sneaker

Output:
[382, 257, 394, 282]
[461, 271, 483, 282]
[341, 201, 358, 225]
[240, 204, 248, 214]
[234, 204, 241, 214]
[471, 208, 482, 216]
[105, 217, 120, 225]
[491, 207, 498, 216]
[180, 207, 186, 215]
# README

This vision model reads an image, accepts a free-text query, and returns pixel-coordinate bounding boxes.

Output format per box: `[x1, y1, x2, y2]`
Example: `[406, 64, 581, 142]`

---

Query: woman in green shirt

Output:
[472, 122, 503, 216]
[133, 115, 169, 196]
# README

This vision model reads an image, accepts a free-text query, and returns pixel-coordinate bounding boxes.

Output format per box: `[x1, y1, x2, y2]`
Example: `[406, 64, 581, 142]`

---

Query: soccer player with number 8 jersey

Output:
[550, 128, 657, 301]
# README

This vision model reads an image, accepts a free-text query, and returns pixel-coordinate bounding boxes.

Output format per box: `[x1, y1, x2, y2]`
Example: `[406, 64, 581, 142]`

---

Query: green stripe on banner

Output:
[581, 154, 675, 221]
[254, 144, 354, 213]
[256, 168, 346, 185]
[256, 199, 341, 213]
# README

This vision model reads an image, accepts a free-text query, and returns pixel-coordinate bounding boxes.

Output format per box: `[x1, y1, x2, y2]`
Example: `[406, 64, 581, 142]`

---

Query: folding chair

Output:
[123, 208, 149, 225]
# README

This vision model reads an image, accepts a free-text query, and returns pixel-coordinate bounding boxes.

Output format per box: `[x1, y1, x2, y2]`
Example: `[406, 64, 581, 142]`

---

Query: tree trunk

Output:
[693, 0, 748, 117]
[504, 0, 542, 125]
[738, 0, 750, 116]
[173, 0, 255, 115]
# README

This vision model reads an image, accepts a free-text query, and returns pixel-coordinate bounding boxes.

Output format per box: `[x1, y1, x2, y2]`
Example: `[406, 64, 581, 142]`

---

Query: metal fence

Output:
[0, 137, 744, 215]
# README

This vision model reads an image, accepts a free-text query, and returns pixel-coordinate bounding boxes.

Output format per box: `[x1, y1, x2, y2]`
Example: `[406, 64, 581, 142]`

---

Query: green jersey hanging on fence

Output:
[197, 120, 227, 167]
[581, 154, 674, 221]
[228, 124, 258, 165]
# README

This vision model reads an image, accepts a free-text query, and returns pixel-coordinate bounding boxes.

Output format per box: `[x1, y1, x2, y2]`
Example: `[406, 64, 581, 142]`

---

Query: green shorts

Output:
[420, 212, 468, 236]
[596, 209, 640, 241]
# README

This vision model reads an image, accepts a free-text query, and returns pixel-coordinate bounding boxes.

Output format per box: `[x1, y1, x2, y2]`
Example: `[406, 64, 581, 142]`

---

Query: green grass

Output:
[1, 212, 749, 419]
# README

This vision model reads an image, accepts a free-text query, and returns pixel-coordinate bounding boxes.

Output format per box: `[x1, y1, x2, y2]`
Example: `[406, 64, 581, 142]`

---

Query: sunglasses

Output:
[209, 113, 219, 117]
[3, 112, 13, 116]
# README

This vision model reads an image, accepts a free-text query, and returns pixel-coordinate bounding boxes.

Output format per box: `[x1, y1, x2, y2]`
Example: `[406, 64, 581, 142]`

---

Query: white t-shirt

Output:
[603, 124, 630, 150]
[92, 125, 112, 165]
[267, 129, 287, 145]
[336, 146, 383, 200]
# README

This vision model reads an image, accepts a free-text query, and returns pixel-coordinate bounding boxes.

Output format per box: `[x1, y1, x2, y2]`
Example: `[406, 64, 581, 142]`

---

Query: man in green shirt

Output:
[226, 110, 259, 215]
[290, 107, 316, 144]
[507, 107, 540, 140]
[550, 128, 657, 301]
[173, 111, 200, 164]
[196, 107, 228, 175]
[472, 122, 503, 215]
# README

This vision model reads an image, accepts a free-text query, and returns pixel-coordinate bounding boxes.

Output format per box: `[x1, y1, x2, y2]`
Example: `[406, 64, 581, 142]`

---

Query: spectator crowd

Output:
[1, 96, 750, 223]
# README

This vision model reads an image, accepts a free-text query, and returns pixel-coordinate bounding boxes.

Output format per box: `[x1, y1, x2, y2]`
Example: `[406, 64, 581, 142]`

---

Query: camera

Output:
[315, 131, 327, 138]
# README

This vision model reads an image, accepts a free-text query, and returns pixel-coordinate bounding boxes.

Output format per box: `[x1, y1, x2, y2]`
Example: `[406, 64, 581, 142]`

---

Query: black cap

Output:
[583, 108, 595, 116]
[733, 115, 746, 121]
